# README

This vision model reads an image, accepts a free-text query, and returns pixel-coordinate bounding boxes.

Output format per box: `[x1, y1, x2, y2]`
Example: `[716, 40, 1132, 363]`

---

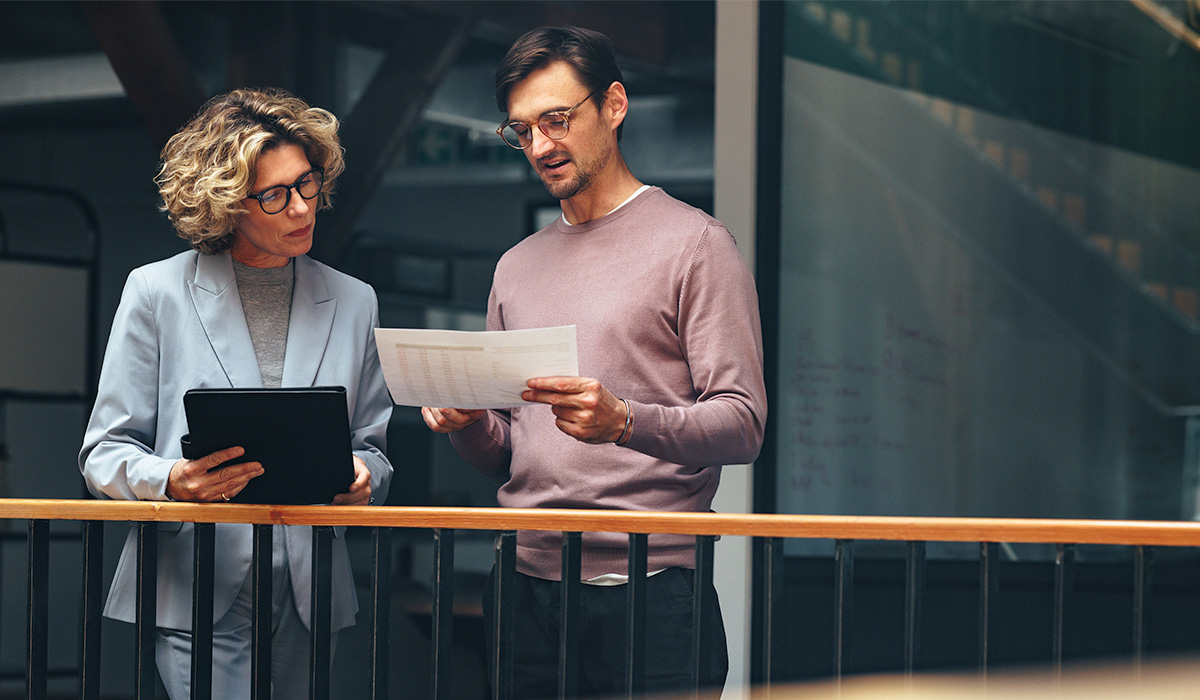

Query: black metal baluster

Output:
[559, 532, 582, 700]
[833, 539, 854, 680]
[979, 542, 1000, 674]
[134, 522, 157, 700]
[0, 524, 5, 675]
[251, 524, 272, 700]
[691, 535, 715, 697]
[80, 521, 103, 700]
[754, 537, 783, 690]
[1053, 543, 1074, 674]
[310, 526, 334, 700]
[624, 533, 648, 699]
[26, 519, 48, 700]
[191, 522, 215, 700]
[1133, 545, 1153, 669]
[432, 529, 455, 700]
[370, 528, 392, 700]
[904, 541, 925, 675]
[491, 531, 516, 700]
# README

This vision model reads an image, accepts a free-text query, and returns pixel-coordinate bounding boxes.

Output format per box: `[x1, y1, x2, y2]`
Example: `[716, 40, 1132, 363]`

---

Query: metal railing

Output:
[6, 500, 1200, 699]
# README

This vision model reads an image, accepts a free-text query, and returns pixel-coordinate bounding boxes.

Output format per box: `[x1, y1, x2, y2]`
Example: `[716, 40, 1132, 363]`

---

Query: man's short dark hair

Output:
[495, 26, 626, 138]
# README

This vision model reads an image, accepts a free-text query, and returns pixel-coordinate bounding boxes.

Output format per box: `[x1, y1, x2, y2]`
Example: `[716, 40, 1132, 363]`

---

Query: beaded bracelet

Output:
[616, 398, 632, 445]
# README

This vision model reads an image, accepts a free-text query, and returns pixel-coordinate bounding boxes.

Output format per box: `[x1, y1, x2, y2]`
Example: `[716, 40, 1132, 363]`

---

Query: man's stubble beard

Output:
[543, 169, 591, 200]
[540, 141, 613, 201]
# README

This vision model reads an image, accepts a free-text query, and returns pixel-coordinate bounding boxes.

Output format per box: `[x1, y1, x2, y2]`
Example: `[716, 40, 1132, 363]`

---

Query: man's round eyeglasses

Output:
[496, 91, 599, 150]
[246, 167, 325, 215]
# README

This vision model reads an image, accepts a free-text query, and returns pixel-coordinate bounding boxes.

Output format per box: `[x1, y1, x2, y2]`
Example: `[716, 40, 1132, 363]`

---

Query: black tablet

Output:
[181, 386, 354, 505]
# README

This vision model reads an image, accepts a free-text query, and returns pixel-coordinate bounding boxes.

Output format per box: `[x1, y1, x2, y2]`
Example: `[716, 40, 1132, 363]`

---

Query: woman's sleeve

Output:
[351, 292, 394, 503]
[78, 270, 176, 501]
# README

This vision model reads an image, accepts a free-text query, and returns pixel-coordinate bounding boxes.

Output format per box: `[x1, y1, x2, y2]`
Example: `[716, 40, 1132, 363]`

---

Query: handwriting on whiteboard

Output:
[784, 314, 955, 496]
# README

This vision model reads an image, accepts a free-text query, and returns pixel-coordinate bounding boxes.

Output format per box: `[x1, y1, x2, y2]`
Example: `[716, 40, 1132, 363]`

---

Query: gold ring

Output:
[221, 493, 230, 502]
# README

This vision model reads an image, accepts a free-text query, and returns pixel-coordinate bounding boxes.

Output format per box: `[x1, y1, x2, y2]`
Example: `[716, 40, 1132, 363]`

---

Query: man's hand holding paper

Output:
[421, 406, 486, 434]
[375, 325, 579, 409]
[521, 376, 629, 444]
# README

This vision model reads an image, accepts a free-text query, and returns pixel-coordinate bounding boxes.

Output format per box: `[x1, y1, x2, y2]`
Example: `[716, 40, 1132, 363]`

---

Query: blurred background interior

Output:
[2, 0, 1200, 697]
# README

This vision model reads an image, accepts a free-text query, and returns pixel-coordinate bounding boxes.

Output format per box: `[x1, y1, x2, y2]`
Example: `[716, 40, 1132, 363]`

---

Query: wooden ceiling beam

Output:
[312, 12, 474, 263]
[81, 0, 205, 148]
[397, 0, 714, 71]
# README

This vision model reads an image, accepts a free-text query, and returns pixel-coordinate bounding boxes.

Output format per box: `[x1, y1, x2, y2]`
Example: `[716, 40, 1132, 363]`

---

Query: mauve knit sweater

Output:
[450, 187, 767, 580]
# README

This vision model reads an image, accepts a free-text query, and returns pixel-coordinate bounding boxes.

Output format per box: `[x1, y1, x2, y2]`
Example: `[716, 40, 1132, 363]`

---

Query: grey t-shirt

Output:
[233, 259, 294, 388]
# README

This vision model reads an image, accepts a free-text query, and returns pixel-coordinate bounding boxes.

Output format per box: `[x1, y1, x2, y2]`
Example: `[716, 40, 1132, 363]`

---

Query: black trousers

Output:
[483, 567, 729, 700]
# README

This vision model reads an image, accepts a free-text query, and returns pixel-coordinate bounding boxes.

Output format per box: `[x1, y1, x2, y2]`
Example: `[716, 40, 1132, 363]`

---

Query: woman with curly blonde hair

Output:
[157, 87, 346, 256]
[80, 87, 393, 699]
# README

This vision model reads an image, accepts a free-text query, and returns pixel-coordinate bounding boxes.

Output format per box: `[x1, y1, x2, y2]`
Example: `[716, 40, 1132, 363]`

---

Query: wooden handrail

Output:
[8, 499, 1200, 547]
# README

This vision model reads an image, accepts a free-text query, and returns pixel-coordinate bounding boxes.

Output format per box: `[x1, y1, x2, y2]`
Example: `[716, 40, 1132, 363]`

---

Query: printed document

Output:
[374, 325, 578, 409]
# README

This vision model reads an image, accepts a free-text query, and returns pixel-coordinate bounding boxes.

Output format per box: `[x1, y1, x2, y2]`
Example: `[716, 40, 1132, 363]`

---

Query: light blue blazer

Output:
[79, 250, 394, 632]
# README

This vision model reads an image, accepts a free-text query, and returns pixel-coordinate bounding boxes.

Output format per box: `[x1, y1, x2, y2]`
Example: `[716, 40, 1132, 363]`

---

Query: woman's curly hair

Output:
[156, 87, 346, 255]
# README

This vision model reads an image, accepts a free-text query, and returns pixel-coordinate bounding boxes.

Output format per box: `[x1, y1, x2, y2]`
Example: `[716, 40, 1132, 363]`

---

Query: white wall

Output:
[712, 1, 759, 697]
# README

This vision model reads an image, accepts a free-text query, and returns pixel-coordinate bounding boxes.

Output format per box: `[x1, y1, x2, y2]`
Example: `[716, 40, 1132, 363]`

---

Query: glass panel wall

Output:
[767, 1, 1200, 523]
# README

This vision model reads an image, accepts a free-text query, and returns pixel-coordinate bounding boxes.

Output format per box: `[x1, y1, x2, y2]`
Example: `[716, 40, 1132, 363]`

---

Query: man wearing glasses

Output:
[422, 26, 766, 698]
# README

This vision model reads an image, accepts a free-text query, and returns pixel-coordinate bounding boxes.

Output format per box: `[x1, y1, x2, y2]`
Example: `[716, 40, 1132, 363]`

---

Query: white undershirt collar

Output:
[561, 185, 652, 227]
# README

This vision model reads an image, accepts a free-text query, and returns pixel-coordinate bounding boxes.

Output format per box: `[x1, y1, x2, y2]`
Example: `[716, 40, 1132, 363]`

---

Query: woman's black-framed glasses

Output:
[496, 91, 599, 150]
[245, 166, 325, 215]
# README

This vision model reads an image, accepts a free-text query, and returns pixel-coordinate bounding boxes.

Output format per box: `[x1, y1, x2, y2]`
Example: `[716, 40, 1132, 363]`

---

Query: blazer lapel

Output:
[189, 253, 262, 388]
[282, 255, 336, 388]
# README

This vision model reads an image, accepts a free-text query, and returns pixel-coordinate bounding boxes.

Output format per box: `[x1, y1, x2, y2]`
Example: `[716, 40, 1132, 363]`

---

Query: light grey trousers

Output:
[155, 536, 338, 700]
